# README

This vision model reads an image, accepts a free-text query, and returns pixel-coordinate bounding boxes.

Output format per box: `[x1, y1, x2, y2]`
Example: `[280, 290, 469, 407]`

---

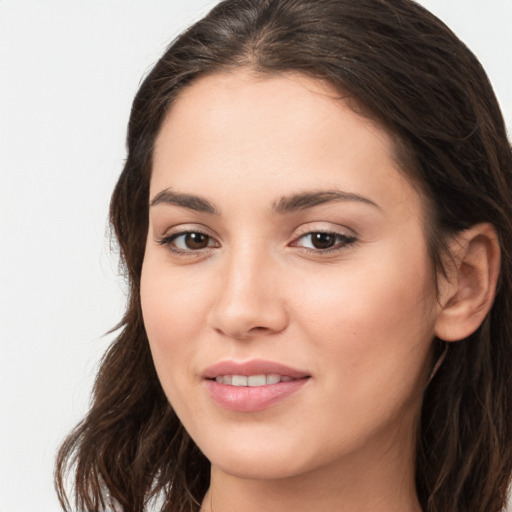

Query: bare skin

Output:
[141, 70, 499, 512]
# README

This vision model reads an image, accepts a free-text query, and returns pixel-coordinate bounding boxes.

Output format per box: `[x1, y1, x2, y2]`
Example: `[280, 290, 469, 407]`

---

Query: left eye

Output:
[292, 232, 356, 251]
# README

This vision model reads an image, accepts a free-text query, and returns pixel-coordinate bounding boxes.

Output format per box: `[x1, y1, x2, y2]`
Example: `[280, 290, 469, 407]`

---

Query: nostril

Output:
[208, 293, 289, 339]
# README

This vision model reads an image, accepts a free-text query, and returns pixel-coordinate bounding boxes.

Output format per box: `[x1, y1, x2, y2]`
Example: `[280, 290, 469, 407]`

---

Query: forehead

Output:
[151, 70, 423, 219]
[155, 70, 388, 148]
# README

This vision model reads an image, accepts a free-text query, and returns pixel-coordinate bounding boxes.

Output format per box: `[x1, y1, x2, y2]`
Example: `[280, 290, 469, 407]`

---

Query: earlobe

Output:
[434, 223, 500, 342]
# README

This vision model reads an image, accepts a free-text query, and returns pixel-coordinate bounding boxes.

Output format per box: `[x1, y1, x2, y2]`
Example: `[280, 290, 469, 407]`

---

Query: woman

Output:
[55, 0, 512, 511]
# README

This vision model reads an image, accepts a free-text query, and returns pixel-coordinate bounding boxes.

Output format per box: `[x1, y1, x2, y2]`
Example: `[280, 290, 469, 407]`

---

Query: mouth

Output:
[212, 374, 297, 386]
[202, 360, 310, 412]
[202, 358, 310, 382]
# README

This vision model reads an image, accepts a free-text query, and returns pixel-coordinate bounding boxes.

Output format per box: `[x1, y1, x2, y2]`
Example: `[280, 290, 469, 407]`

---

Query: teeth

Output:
[266, 374, 281, 385]
[248, 375, 266, 387]
[214, 374, 293, 386]
[232, 375, 248, 386]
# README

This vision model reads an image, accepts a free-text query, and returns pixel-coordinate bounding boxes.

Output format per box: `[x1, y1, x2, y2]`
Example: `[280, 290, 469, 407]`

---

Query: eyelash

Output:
[157, 229, 357, 257]
[290, 231, 357, 254]
[157, 230, 218, 257]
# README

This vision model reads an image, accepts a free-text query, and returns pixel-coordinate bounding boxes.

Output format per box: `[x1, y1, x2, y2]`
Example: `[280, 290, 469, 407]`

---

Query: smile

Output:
[214, 374, 296, 386]
[202, 360, 310, 412]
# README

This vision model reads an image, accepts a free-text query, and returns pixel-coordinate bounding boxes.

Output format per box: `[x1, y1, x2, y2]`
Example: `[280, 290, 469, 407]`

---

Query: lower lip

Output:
[204, 378, 309, 412]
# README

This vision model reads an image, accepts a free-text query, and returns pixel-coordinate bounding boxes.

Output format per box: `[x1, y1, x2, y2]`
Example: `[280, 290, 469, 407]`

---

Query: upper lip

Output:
[201, 359, 310, 379]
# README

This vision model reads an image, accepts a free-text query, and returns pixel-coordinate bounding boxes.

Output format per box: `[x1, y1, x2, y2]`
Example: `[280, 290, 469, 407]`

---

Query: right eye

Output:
[158, 231, 220, 255]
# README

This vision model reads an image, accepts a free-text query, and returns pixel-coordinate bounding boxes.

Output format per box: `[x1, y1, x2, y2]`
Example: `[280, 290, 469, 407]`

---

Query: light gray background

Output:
[0, 1, 511, 511]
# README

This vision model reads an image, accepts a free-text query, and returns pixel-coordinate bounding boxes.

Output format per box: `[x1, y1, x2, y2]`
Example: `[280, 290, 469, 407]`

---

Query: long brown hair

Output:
[55, 1, 512, 510]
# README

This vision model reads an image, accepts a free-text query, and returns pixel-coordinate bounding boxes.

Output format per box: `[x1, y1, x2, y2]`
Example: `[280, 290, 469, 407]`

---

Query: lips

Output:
[202, 359, 310, 412]
[202, 359, 309, 380]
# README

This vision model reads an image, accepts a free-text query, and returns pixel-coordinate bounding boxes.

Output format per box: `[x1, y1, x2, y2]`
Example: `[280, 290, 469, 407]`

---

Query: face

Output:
[141, 71, 440, 482]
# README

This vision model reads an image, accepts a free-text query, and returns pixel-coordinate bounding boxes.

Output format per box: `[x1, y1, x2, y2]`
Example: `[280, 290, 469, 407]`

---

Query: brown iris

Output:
[310, 232, 337, 249]
[184, 232, 210, 250]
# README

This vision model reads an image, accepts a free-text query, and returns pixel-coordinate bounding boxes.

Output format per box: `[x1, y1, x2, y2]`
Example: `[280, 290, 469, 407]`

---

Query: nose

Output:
[207, 246, 289, 340]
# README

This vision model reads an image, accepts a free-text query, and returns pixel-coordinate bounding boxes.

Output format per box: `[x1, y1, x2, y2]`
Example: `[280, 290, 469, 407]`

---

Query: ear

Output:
[435, 223, 500, 342]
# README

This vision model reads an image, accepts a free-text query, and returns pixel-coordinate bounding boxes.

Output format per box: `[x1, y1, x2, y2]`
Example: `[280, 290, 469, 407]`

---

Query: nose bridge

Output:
[208, 239, 288, 339]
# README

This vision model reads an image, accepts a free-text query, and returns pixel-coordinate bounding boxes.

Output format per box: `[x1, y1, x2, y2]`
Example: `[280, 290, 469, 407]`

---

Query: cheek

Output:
[140, 245, 214, 333]
[288, 264, 436, 449]
[292, 244, 437, 385]
[140, 257, 209, 393]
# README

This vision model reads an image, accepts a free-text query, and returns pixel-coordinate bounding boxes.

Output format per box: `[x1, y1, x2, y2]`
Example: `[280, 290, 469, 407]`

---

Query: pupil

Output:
[312, 232, 335, 249]
[185, 232, 209, 249]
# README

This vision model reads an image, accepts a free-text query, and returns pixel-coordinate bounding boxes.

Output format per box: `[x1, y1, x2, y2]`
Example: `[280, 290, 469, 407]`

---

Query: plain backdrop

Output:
[0, 1, 511, 511]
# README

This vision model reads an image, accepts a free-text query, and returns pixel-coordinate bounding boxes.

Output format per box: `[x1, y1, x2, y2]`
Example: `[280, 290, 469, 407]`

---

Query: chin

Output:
[210, 450, 308, 481]
[197, 428, 345, 483]
[192, 430, 310, 480]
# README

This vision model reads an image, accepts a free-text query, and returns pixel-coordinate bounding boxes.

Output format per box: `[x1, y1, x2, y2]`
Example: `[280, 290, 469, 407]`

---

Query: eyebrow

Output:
[272, 190, 380, 213]
[149, 188, 380, 215]
[150, 189, 219, 214]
